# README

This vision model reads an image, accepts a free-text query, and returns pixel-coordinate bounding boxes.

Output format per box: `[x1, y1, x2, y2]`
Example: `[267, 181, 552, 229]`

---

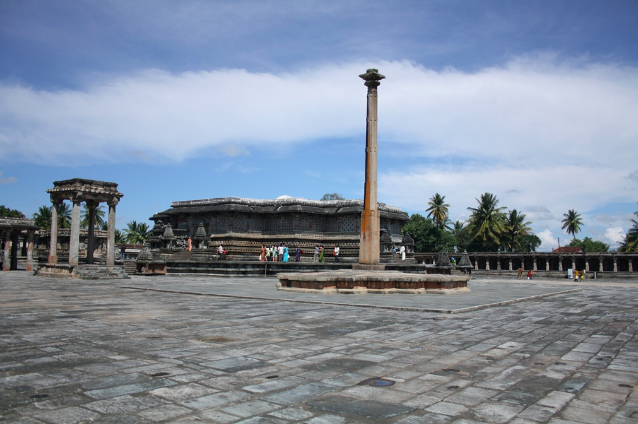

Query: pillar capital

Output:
[359, 68, 386, 88]
[108, 197, 120, 207]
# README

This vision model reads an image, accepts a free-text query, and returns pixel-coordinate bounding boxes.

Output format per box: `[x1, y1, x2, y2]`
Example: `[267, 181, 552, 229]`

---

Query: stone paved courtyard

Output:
[2, 273, 638, 423]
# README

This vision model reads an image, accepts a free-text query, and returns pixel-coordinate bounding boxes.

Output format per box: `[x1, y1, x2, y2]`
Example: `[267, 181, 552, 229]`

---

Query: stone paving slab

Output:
[123, 275, 580, 313]
[2, 272, 638, 423]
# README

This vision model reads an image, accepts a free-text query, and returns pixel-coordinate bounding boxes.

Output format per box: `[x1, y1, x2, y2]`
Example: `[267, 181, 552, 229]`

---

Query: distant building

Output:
[149, 196, 413, 262]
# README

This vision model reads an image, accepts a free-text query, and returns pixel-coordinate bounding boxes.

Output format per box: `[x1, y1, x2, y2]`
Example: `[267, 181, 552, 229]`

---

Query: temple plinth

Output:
[355, 68, 386, 271]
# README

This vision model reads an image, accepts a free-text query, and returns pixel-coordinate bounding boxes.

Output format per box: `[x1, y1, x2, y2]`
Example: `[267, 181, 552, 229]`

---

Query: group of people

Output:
[259, 244, 306, 262]
[517, 268, 534, 280]
[391, 245, 407, 261]
[312, 245, 340, 263]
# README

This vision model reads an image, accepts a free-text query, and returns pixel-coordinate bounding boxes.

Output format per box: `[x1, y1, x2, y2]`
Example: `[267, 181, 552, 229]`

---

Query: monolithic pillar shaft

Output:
[358, 69, 385, 265]
[3, 231, 11, 271]
[26, 231, 34, 272]
[48, 201, 59, 265]
[86, 201, 96, 264]
[69, 198, 82, 267]
[107, 199, 118, 266]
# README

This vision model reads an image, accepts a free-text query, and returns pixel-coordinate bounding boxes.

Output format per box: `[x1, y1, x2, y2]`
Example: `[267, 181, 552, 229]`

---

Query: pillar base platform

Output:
[277, 270, 470, 294]
[352, 264, 386, 271]
[36, 264, 129, 280]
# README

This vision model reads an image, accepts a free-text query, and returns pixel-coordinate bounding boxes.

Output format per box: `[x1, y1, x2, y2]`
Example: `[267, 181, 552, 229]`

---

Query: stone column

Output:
[629, 259, 633, 273]
[3, 230, 11, 271]
[559, 257, 563, 271]
[26, 231, 34, 272]
[572, 256, 576, 271]
[613, 257, 618, 272]
[86, 200, 97, 264]
[358, 68, 385, 267]
[474, 257, 479, 270]
[486, 258, 490, 270]
[48, 200, 60, 265]
[586, 258, 590, 272]
[599, 256, 603, 272]
[69, 197, 82, 267]
[533, 256, 538, 271]
[497, 257, 502, 270]
[545, 258, 550, 271]
[107, 198, 118, 266]
[10, 232, 19, 270]
[508, 258, 512, 270]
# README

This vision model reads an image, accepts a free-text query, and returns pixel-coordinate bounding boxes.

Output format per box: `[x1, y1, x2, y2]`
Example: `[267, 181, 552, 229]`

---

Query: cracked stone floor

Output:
[2, 272, 638, 423]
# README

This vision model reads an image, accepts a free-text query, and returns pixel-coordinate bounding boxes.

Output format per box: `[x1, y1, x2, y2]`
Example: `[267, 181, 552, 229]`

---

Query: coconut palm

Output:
[620, 206, 638, 252]
[503, 209, 532, 252]
[426, 193, 450, 230]
[115, 229, 125, 244]
[57, 202, 72, 229]
[561, 209, 583, 239]
[81, 204, 106, 229]
[467, 193, 507, 246]
[123, 221, 151, 244]
[33, 205, 52, 229]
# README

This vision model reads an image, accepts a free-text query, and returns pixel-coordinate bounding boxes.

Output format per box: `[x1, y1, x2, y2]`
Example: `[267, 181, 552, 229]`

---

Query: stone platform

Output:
[277, 270, 470, 294]
[36, 264, 129, 279]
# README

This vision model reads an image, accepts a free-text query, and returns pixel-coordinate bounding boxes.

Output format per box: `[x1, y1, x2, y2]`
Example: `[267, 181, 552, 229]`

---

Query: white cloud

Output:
[537, 229, 558, 252]
[0, 171, 17, 184]
[604, 227, 625, 246]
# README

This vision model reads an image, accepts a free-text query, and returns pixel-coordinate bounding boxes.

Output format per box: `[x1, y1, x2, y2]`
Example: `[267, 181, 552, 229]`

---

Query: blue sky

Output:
[1, 0, 637, 250]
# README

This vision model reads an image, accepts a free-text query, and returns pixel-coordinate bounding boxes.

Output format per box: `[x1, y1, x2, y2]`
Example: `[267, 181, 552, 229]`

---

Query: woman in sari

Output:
[283, 245, 289, 262]
[319, 246, 325, 263]
[295, 247, 302, 262]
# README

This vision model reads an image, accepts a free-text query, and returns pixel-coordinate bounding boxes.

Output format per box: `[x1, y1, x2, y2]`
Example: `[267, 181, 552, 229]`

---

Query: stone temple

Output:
[149, 196, 414, 262]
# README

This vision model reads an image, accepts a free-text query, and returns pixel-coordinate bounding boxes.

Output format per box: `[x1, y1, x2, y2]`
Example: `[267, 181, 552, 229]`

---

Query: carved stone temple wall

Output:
[149, 197, 412, 262]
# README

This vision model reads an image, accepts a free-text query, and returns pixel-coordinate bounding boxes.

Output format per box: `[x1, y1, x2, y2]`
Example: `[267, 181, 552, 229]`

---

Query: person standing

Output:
[334, 246, 340, 263]
[283, 245, 289, 262]
[313, 245, 319, 263]
[517, 267, 523, 279]
[527, 269, 533, 280]
[218, 245, 224, 261]
[120, 244, 126, 260]
[319, 246, 325, 263]
[187, 238, 192, 252]
[400, 245, 406, 261]
[278, 243, 284, 262]
[295, 247, 302, 262]
[260, 245, 266, 261]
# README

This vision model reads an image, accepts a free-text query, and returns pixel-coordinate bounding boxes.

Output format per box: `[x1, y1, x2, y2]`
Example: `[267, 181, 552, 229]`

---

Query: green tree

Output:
[115, 229, 125, 244]
[0, 205, 25, 218]
[321, 193, 345, 201]
[467, 193, 507, 247]
[503, 209, 532, 252]
[425, 193, 450, 230]
[55, 202, 72, 229]
[620, 205, 638, 252]
[33, 205, 52, 229]
[81, 204, 106, 229]
[123, 221, 151, 244]
[402, 214, 457, 252]
[568, 237, 609, 252]
[517, 233, 542, 252]
[561, 209, 583, 239]
[452, 220, 471, 251]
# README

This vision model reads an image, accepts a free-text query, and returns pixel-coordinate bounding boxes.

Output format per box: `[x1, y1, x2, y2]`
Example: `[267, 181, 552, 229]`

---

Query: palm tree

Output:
[620, 205, 638, 252]
[123, 221, 151, 244]
[467, 193, 507, 246]
[561, 209, 583, 239]
[33, 205, 52, 229]
[115, 229, 125, 244]
[426, 193, 450, 230]
[503, 209, 532, 252]
[81, 204, 106, 229]
[57, 202, 72, 229]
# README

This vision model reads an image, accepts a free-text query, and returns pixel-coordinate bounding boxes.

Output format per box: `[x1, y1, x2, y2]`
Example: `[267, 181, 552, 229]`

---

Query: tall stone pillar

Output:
[486, 258, 490, 270]
[533, 256, 537, 271]
[26, 231, 34, 272]
[559, 257, 563, 271]
[107, 198, 118, 266]
[572, 256, 577, 271]
[508, 258, 512, 271]
[497, 257, 502, 270]
[586, 258, 590, 272]
[613, 257, 618, 272]
[545, 258, 550, 271]
[69, 198, 82, 267]
[3, 230, 11, 271]
[357, 68, 385, 267]
[474, 257, 478, 270]
[48, 200, 60, 265]
[86, 200, 97, 264]
[599, 257, 603, 272]
[629, 259, 633, 273]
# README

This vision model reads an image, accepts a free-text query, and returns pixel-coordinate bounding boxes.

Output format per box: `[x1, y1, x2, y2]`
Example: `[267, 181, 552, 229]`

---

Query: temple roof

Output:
[152, 197, 409, 221]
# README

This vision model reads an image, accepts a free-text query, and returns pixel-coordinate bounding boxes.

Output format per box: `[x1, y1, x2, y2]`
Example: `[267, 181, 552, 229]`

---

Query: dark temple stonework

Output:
[149, 197, 411, 262]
